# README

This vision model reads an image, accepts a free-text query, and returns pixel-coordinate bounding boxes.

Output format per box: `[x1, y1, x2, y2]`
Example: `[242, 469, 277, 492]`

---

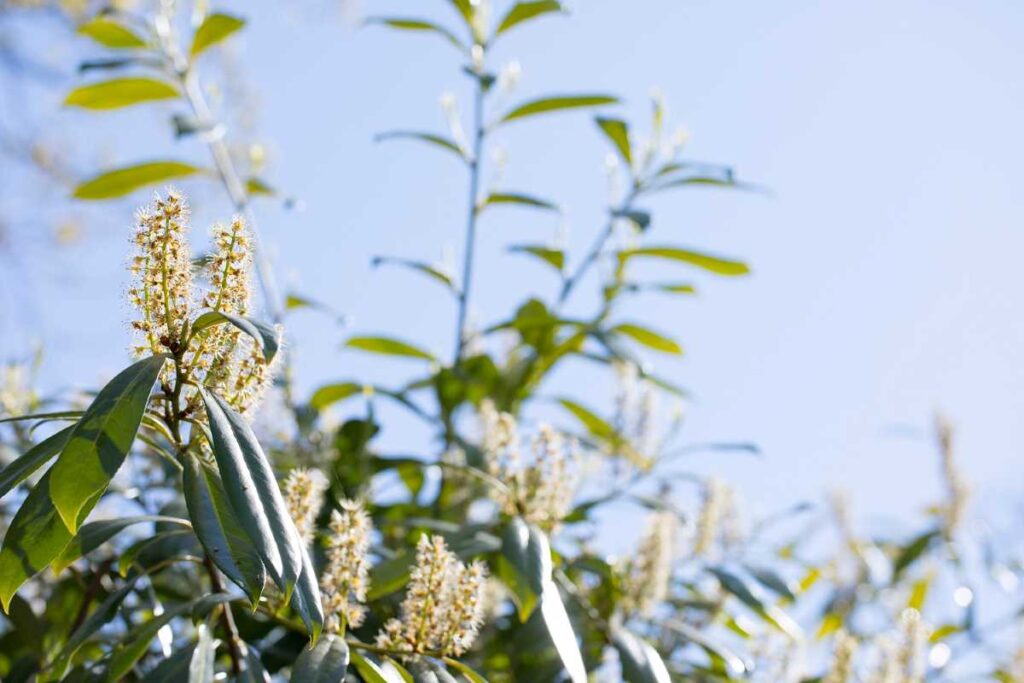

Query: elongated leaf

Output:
[376, 130, 466, 159]
[483, 192, 558, 211]
[50, 355, 165, 533]
[366, 18, 464, 49]
[709, 567, 801, 638]
[290, 633, 348, 682]
[595, 117, 631, 165]
[54, 514, 191, 574]
[310, 382, 362, 411]
[191, 13, 245, 56]
[540, 580, 586, 683]
[350, 650, 409, 683]
[613, 627, 670, 683]
[191, 311, 280, 362]
[201, 390, 303, 598]
[372, 256, 456, 290]
[74, 161, 202, 199]
[183, 455, 267, 605]
[496, 1, 563, 36]
[664, 619, 746, 677]
[345, 336, 435, 361]
[65, 77, 179, 110]
[409, 659, 457, 683]
[148, 644, 198, 682]
[508, 244, 564, 272]
[557, 398, 614, 440]
[618, 246, 750, 276]
[50, 578, 140, 678]
[77, 17, 147, 49]
[497, 517, 551, 621]
[502, 94, 617, 123]
[0, 425, 73, 499]
[189, 623, 216, 683]
[612, 324, 682, 355]
[0, 471, 73, 611]
[289, 545, 325, 642]
[442, 658, 488, 683]
[892, 529, 940, 580]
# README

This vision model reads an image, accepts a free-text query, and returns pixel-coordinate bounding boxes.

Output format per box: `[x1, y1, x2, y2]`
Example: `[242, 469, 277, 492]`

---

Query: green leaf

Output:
[376, 130, 466, 159]
[290, 633, 349, 682]
[409, 659, 457, 683]
[595, 117, 631, 165]
[64, 77, 179, 110]
[709, 567, 801, 638]
[497, 517, 551, 621]
[289, 545, 325, 642]
[483, 192, 558, 211]
[53, 514, 190, 574]
[73, 161, 202, 199]
[201, 390, 303, 598]
[0, 425, 73, 498]
[246, 177, 275, 196]
[618, 246, 750, 276]
[501, 94, 618, 123]
[892, 529, 940, 580]
[50, 578, 140, 679]
[557, 398, 614, 440]
[496, 1, 563, 36]
[612, 209, 650, 231]
[148, 645, 198, 682]
[442, 659, 488, 683]
[367, 552, 412, 601]
[0, 472, 73, 610]
[539, 581, 587, 683]
[372, 256, 456, 290]
[508, 244, 564, 272]
[77, 17, 147, 49]
[189, 623, 217, 683]
[183, 455, 267, 606]
[611, 324, 683, 355]
[612, 627, 670, 683]
[345, 336, 435, 362]
[310, 382, 362, 411]
[50, 355, 165, 533]
[191, 13, 245, 56]
[191, 311, 281, 363]
[663, 619, 746, 677]
[365, 18, 464, 49]
[350, 650, 409, 683]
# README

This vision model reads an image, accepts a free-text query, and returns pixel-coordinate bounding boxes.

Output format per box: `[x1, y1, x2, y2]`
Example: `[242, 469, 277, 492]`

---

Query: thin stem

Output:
[204, 555, 245, 676]
[453, 74, 487, 365]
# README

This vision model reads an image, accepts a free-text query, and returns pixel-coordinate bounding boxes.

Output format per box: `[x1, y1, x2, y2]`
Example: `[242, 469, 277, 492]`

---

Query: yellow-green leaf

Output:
[612, 323, 683, 355]
[64, 78, 179, 110]
[74, 161, 202, 199]
[595, 116, 631, 165]
[619, 246, 750, 276]
[501, 94, 618, 124]
[345, 336, 435, 361]
[509, 244, 565, 272]
[496, 1, 563, 36]
[191, 13, 245, 57]
[77, 17, 147, 49]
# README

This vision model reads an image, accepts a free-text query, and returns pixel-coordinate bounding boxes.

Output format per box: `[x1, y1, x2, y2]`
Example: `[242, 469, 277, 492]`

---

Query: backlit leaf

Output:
[74, 161, 202, 199]
[618, 246, 750, 276]
[508, 244, 564, 271]
[496, 1, 563, 36]
[366, 18, 464, 50]
[77, 17, 147, 49]
[345, 336, 435, 361]
[64, 77, 179, 110]
[595, 117, 631, 165]
[191, 13, 245, 56]
[0, 425, 73, 499]
[612, 323, 683, 355]
[501, 94, 618, 123]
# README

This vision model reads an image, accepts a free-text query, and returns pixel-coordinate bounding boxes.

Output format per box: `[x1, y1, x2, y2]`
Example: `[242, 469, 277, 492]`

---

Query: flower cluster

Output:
[823, 629, 858, 683]
[376, 535, 487, 657]
[126, 191, 276, 415]
[282, 467, 327, 548]
[611, 361, 663, 469]
[934, 413, 969, 540]
[693, 477, 739, 557]
[619, 510, 677, 617]
[321, 499, 373, 633]
[479, 400, 579, 532]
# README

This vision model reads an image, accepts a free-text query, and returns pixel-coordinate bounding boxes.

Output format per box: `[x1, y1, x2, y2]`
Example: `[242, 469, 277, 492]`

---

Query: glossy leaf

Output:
[77, 17, 147, 49]
[50, 355, 165, 533]
[345, 336, 435, 361]
[53, 514, 191, 574]
[442, 658, 488, 683]
[497, 517, 551, 621]
[290, 633, 348, 682]
[366, 18, 464, 49]
[0, 425, 73, 499]
[496, 1, 563, 36]
[191, 311, 281, 362]
[613, 627, 670, 683]
[350, 650, 409, 683]
[289, 544, 325, 642]
[508, 244, 564, 272]
[595, 116, 631, 165]
[64, 77, 179, 110]
[191, 13, 245, 56]
[501, 94, 618, 123]
[612, 323, 683, 355]
[408, 659, 457, 683]
[201, 390, 301, 596]
[183, 455, 267, 605]
[74, 161, 202, 199]
[189, 623, 216, 683]
[540, 580, 587, 683]
[618, 246, 750, 276]
[50, 579, 140, 678]
[483, 192, 558, 211]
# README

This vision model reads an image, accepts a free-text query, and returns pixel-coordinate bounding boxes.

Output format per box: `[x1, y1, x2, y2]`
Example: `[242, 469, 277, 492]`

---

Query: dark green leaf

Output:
[77, 17, 148, 49]
[595, 117, 631, 165]
[501, 95, 618, 123]
[345, 336, 435, 361]
[191, 13, 245, 56]
[496, 1, 563, 36]
[64, 77, 179, 110]
[0, 425, 73, 499]
[508, 244, 564, 272]
[497, 517, 551, 621]
[50, 579, 139, 678]
[74, 161, 202, 199]
[50, 355, 165, 532]
[289, 545, 325, 642]
[892, 529, 940, 580]
[612, 627, 670, 683]
[618, 246, 750, 276]
[191, 311, 281, 363]
[365, 18, 464, 50]
[53, 514, 190, 574]
[290, 633, 349, 682]
[409, 659, 457, 683]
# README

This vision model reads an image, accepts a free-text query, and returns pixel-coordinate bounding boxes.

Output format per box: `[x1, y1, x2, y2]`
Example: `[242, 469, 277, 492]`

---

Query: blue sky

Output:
[4, 0, 1024, 537]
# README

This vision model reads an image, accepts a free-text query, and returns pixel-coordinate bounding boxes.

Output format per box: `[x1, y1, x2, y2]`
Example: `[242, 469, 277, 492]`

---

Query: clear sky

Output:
[4, 0, 1024, 539]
